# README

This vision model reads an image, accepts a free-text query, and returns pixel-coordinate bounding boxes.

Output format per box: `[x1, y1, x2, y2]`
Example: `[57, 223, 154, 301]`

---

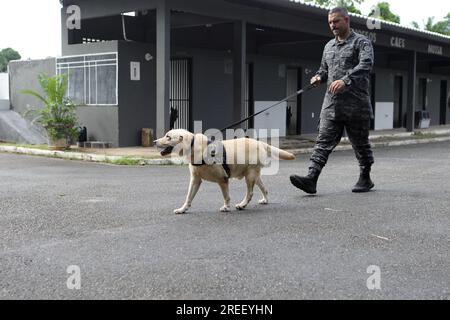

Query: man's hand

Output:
[310, 75, 322, 87]
[329, 80, 346, 94]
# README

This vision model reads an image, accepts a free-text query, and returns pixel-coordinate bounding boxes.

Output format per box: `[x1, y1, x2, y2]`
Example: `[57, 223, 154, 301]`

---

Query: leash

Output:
[220, 84, 315, 133]
[188, 84, 315, 177]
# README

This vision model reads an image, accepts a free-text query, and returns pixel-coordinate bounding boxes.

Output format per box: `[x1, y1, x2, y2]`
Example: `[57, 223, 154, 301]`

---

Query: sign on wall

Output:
[131, 61, 141, 81]
[354, 25, 450, 58]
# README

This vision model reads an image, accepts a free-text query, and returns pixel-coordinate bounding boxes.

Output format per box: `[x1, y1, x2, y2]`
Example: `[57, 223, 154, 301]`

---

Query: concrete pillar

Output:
[406, 51, 417, 132]
[156, 0, 171, 138]
[61, 8, 68, 55]
[233, 20, 246, 126]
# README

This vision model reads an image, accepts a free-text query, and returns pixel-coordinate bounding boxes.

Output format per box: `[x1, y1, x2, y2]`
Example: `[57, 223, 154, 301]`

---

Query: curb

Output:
[1, 135, 450, 165]
[0, 145, 187, 166]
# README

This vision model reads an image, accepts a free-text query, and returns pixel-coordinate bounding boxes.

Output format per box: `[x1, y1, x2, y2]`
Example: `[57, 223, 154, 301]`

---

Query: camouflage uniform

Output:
[310, 30, 375, 171]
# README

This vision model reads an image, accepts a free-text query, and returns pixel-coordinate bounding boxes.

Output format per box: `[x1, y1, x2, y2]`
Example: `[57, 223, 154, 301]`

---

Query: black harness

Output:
[190, 138, 231, 179]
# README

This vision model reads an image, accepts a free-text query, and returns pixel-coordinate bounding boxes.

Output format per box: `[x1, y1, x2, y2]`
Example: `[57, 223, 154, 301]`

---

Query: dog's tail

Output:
[265, 144, 296, 160]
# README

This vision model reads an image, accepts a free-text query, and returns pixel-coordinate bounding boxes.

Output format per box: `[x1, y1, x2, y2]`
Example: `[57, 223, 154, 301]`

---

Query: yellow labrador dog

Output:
[155, 129, 295, 214]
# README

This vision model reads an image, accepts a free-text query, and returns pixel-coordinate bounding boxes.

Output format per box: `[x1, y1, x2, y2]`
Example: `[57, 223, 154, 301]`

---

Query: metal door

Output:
[286, 68, 302, 135]
[170, 58, 192, 131]
[440, 80, 447, 125]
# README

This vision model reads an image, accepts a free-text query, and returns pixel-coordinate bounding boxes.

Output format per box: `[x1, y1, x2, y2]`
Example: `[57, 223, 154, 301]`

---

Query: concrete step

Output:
[78, 141, 113, 149]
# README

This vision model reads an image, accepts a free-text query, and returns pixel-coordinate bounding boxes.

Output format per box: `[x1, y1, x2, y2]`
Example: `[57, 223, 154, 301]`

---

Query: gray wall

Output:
[372, 69, 450, 127]
[374, 68, 406, 127]
[447, 79, 450, 125]
[251, 55, 286, 102]
[374, 68, 394, 102]
[426, 75, 440, 126]
[300, 61, 327, 134]
[9, 58, 56, 115]
[416, 73, 450, 126]
[249, 54, 326, 135]
[76, 106, 119, 145]
[118, 41, 156, 146]
[62, 40, 118, 56]
[191, 49, 234, 131]
[62, 41, 120, 146]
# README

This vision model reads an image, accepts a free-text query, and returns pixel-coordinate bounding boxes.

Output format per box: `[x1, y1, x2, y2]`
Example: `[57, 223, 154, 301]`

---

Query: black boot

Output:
[352, 166, 374, 193]
[290, 168, 321, 194]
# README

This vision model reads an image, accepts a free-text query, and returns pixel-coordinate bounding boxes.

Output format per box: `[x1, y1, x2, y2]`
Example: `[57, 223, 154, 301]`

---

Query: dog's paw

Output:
[235, 204, 247, 211]
[259, 199, 269, 205]
[174, 207, 188, 214]
[219, 205, 231, 212]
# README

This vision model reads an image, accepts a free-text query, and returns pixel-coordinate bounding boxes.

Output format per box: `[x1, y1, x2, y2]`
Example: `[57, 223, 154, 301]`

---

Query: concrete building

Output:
[8, 0, 450, 146]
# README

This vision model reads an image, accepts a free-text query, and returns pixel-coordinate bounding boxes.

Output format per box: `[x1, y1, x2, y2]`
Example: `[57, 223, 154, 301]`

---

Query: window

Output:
[56, 53, 118, 106]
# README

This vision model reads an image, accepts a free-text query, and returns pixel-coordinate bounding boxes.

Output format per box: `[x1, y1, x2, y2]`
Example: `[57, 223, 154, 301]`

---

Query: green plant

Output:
[412, 13, 450, 36]
[369, 2, 400, 24]
[304, 0, 364, 14]
[106, 157, 143, 166]
[21, 73, 79, 144]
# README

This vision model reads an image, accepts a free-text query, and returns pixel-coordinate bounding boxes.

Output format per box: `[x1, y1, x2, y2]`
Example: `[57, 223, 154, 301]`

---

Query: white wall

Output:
[0, 73, 9, 100]
[254, 101, 287, 138]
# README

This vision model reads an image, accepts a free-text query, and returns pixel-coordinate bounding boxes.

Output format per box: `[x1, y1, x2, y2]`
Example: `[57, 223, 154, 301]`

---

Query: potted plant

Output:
[22, 73, 79, 150]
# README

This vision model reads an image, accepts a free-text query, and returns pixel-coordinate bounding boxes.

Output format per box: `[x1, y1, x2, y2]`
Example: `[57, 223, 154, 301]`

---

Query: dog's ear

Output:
[178, 136, 183, 142]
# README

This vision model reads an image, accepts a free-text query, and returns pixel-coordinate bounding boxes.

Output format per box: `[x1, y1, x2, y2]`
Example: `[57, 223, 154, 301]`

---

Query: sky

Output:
[0, 0, 449, 60]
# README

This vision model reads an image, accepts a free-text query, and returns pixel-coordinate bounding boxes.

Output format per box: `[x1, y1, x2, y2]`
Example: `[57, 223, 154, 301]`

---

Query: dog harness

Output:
[190, 138, 231, 179]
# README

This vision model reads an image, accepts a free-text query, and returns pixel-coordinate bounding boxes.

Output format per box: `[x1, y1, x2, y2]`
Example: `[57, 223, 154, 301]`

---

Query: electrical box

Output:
[374, 102, 394, 130]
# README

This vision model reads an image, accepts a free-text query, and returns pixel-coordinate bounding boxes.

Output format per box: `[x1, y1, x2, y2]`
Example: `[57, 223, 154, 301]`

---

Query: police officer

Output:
[290, 7, 375, 194]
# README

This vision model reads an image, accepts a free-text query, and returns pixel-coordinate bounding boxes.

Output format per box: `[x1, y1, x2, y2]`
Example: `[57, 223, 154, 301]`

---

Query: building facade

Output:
[26, 0, 450, 146]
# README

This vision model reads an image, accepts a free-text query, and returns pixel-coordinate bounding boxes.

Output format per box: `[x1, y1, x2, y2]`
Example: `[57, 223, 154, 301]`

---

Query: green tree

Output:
[303, 0, 365, 14]
[412, 13, 450, 35]
[0, 48, 21, 72]
[369, 2, 400, 24]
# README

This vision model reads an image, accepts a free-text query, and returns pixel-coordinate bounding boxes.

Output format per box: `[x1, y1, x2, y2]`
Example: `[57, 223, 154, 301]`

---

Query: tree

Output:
[412, 13, 450, 35]
[369, 2, 400, 24]
[0, 48, 21, 72]
[303, 0, 365, 15]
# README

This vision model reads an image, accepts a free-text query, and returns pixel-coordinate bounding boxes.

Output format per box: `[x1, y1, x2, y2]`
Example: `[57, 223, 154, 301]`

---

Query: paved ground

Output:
[0, 142, 449, 300]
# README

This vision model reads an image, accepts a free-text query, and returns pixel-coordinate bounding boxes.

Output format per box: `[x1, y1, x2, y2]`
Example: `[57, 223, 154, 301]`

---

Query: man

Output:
[290, 7, 375, 194]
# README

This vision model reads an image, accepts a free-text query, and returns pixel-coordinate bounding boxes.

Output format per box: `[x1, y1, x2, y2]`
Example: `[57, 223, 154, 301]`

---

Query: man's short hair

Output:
[329, 7, 349, 18]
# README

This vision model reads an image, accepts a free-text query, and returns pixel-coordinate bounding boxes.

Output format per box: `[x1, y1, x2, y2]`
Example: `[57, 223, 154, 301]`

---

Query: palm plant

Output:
[22, 73, 79, 148]
[412, 14, 450, 35]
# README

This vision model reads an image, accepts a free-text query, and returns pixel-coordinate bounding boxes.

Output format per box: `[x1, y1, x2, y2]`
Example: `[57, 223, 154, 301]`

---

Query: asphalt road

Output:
[0, 142, 449, 300]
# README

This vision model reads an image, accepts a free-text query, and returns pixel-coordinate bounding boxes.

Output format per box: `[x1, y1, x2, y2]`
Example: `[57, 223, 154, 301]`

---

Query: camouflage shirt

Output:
[316, 30, 374, 120]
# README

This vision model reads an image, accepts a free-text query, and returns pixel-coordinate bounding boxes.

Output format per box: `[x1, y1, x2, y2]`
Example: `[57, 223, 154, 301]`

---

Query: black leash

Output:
[188, 84, 315, 177]
[220, 84, 315, 133]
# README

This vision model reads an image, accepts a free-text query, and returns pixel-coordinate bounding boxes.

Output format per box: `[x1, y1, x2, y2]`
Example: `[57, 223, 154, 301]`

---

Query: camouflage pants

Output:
[309, 117, 374, 171]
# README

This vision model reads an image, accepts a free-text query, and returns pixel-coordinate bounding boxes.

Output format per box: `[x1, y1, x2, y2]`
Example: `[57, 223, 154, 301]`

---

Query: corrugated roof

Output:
[287, 0, 450, 42]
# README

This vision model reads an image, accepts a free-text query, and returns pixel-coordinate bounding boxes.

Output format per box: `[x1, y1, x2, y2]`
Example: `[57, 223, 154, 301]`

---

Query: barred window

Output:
[56, 53, 118, 106]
